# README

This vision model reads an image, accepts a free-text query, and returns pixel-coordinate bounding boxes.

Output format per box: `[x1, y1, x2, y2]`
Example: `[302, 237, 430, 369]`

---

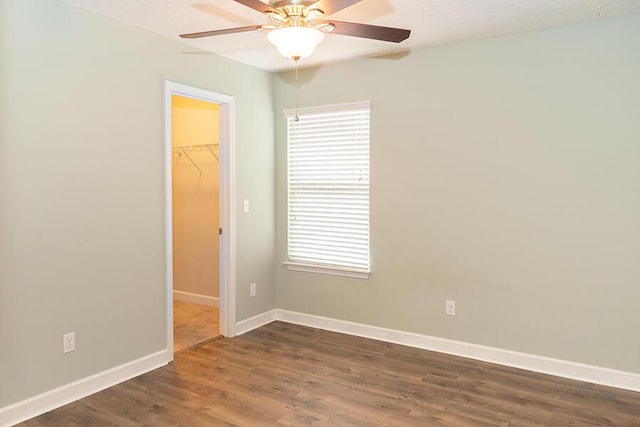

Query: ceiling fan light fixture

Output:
[267, 26, 325, 60]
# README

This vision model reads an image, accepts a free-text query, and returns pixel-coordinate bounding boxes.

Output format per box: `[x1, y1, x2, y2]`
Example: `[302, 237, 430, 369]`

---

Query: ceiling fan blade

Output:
[311, 0, 362, 16]
[180, 25, 263, 39]
[326, 20, 410, 43]
[232, 0, 279, 14]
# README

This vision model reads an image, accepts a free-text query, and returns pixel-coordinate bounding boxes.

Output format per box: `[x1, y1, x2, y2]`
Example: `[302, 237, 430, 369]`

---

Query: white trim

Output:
[234, 309, 278, 336]
[163, 83, 175, 362]
[164, 81, 237, 355]
[218, 93, 237, 338]
[173, 290, 220, 307]
[283, 100, 371, 118]
[275, 310, 640, 393]
[283, 261, 370, 279]
[0, 350, 169, 427]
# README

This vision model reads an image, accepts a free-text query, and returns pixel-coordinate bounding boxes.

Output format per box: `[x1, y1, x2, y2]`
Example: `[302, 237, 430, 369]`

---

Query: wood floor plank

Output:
[18, 321, 640, 426]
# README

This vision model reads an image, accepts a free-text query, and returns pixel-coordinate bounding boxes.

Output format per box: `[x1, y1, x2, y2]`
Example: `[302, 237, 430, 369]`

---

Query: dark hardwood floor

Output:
[20, 321, 640, 426]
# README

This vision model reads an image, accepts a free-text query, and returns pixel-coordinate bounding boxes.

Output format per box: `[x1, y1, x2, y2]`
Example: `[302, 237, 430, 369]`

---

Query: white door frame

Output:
[164, 81, 236, 359]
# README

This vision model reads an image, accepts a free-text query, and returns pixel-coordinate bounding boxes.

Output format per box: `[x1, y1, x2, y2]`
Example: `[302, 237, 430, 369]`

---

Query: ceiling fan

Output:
[180, 0, 411, 61]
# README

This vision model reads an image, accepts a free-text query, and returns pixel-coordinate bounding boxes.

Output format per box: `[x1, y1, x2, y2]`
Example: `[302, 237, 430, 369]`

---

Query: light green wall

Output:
[0, 0, 275, 407]
[275, 14, 640, 373]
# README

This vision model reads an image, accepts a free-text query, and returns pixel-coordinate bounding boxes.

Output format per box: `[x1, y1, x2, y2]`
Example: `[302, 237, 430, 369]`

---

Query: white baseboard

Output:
[235, 309, 277, 336]
[6, 309, 639, 427]
[0, 350, 170, 427]
[173, 290, 219, 307]
[274, 309, 640, 393]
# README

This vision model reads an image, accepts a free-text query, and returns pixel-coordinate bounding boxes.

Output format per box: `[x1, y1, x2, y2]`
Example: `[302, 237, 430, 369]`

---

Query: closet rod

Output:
[173, 143, 219, 174]
[172, 143, 218, 152]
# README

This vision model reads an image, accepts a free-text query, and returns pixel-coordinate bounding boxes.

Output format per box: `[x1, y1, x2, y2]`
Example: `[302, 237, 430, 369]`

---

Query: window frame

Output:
[282, 101, 371, 279]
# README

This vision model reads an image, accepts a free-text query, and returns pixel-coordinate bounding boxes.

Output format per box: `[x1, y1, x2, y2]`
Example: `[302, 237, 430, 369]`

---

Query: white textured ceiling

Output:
[61, 0, 640, 72]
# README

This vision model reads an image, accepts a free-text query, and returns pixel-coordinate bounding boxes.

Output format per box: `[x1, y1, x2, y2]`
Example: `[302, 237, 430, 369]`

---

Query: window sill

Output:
[283, 261, 370, 279]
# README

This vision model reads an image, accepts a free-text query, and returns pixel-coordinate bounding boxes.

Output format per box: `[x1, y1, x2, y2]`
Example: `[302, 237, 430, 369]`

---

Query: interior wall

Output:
[172, 96, 220, 299]
[0, 0, 275, 408]
[274, 14, 640, 374]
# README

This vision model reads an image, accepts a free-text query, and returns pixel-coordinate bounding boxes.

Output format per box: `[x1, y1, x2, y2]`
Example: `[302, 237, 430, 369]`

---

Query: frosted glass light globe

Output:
[268, 26, 325, 60]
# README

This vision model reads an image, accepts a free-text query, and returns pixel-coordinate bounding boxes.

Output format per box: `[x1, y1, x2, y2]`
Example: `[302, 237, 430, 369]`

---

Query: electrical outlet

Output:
[446, 300, 456, 316]
[250, 283, 256, 297]
[63, 332, 76, 353]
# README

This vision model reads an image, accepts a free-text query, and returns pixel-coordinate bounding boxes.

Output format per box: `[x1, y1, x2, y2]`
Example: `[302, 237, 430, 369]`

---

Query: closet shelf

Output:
[172, 143, 219, 152]
[173, 143, 219, 175]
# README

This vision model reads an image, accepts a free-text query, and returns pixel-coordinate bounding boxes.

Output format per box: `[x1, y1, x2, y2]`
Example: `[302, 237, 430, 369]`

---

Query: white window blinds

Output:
[285, 101, 370, 276]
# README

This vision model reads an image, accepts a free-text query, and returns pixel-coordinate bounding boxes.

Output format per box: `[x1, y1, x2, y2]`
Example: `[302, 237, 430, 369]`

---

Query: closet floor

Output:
[173, 300, 220, 352]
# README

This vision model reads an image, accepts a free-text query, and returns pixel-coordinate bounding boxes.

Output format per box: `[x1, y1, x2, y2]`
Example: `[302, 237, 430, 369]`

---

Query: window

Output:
[284, 101, 370, 278]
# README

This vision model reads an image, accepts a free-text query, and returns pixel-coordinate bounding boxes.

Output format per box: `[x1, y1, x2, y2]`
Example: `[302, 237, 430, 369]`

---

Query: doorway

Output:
[164, 82, 236, 358]
[171, 95, 220, 351]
